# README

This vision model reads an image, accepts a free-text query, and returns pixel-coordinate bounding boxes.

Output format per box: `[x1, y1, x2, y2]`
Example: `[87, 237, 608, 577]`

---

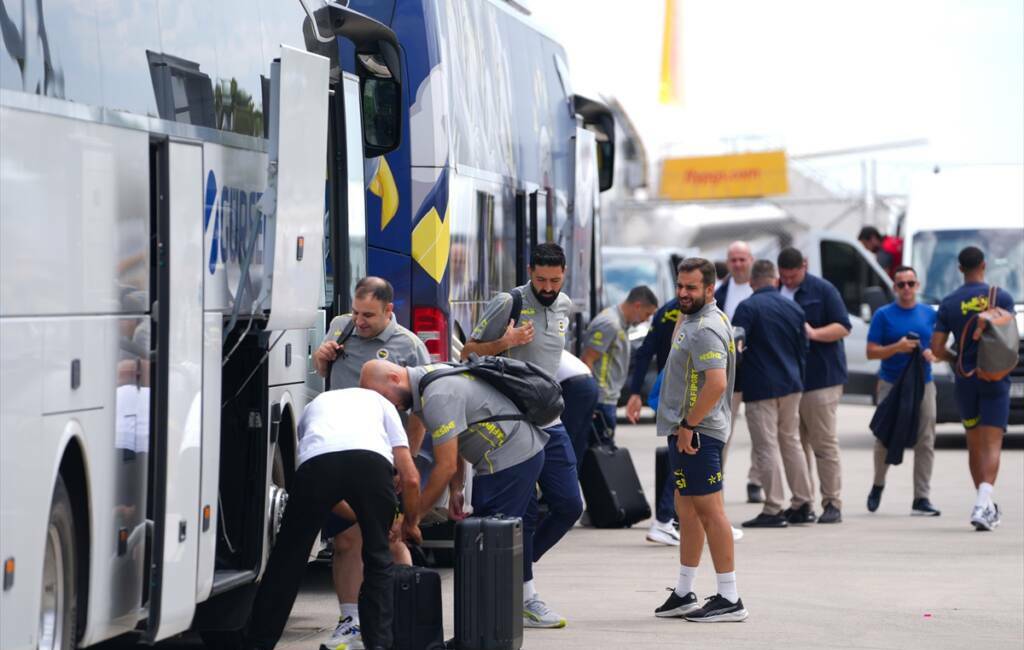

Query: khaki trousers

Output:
[722, 392, 763, 487]
[746, 393, 813, 515]
[799, 385, 844, 510]
[873, 380, 936, 500]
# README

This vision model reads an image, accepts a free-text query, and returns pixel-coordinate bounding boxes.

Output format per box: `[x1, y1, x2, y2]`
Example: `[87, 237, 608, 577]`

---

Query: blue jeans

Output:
[524, 424, 584, 581]
[472, 450, 546, 582]
[560, 374, 599, 470]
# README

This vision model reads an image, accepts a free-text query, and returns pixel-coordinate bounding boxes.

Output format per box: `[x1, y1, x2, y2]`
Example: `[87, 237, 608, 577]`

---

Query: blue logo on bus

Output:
[204, 170, 266, 275]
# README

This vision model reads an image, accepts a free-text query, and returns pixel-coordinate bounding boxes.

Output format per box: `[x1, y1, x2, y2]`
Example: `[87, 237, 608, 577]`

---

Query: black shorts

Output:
[667, 433, 725, 496]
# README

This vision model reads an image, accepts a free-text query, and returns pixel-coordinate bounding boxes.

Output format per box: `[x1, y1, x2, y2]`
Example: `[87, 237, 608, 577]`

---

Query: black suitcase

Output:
[392, 565, 445, 650]
[580, 444, 651, 528]
[454, 516, 523, 650]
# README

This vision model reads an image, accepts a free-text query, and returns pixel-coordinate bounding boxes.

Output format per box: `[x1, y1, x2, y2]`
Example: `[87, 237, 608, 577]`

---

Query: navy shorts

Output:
[667, 433, 725, 496]
[324, 511, 357, 537]
[954, 376, 1011, 430]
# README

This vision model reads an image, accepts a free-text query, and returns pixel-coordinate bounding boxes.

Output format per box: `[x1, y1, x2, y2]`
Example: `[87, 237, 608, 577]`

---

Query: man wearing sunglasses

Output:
[865, 266, 940, 516]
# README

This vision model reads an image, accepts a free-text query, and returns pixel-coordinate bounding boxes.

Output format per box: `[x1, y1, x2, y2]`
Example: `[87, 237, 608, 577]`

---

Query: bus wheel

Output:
[39, 476, 77, 650]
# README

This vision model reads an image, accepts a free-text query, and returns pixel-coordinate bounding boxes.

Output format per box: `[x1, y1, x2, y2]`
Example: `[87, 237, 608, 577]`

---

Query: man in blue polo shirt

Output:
[866, 266, 940, 517]
[777, 247, 852, 524]
[733, 260, 814, 528]
[931, 246, 1015, 532]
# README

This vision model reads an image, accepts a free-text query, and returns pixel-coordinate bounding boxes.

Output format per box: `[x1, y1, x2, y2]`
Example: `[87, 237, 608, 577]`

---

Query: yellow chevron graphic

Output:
[369, 157, 399, 230]
[411, 204, 450, 283]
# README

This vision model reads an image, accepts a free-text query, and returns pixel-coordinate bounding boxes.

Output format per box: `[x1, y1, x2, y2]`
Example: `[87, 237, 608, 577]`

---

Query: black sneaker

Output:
[783, 502, 817, 524]
[684, 594, 748, 622]
[911, 498, 941, 517]
[654, 589, 700, 618]
[817, 503, 842, 524]
[867, 485, 884, 512]
[741, 512, 788, 528]
[746, 483, 764, 504]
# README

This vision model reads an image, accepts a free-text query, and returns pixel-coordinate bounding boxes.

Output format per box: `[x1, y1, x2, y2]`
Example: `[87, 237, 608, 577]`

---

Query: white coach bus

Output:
[0, 1, 402, 648]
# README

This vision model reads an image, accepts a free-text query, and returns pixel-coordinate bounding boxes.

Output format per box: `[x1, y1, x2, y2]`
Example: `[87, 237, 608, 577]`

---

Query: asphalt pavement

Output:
[98, 403, 1024, 649]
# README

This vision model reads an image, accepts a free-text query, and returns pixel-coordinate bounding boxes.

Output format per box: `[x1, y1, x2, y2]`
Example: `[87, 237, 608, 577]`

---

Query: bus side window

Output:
[476, 191, 494, 297]
[154, 0, 221, 128]
[0, 0, 102, 106]
[212, 0, 269, 137]
[96, 0, 162, 117]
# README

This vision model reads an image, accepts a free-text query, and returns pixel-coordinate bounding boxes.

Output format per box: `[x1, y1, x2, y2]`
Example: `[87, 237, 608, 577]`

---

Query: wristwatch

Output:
[679, 419, 696, 431]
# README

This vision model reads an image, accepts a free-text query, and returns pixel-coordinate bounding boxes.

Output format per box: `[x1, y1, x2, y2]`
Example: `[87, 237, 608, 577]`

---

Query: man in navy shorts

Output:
[931, 246, 1015, 531]
[652, 258, 747, 623]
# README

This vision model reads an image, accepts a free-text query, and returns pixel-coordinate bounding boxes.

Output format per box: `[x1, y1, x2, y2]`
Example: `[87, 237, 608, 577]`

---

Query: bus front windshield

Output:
[913, 228, 1024, 304]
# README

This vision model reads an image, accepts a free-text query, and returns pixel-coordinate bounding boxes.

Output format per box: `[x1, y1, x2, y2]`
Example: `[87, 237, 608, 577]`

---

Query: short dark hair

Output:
[892, 265, 916, 277]
[625, 285, 659, 307]
[530, 243, 566, 268]
[354, 276, 394, 304]
[714, 260, 729, 280]
[858, 226, 883, 242]
[750, 259, 777, 283]
[958, 246, 984, 271]
[777, 247, 804, 270]
[676, 257, 716, 289]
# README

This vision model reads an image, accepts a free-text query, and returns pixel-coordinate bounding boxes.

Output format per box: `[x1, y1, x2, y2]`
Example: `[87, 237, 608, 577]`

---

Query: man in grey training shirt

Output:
[461, 243, 578, 629]
[653, 258, 748, 623]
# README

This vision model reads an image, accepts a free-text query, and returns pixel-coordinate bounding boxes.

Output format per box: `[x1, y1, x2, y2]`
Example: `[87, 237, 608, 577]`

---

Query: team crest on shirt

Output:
[377, 349, 389, 360]
[558, 319, 567, 333]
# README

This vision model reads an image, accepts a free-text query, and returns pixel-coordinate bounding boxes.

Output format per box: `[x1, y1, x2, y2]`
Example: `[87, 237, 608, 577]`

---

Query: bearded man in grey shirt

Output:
[653, 258, 748, 623]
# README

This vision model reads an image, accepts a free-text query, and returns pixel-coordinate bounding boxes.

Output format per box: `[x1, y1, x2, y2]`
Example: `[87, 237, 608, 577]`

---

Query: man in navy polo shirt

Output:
[777, 247, 852, 524]
[733, 260, 815, 528]
[931, 246, 1015, 532]
[866, 265, 940, 517]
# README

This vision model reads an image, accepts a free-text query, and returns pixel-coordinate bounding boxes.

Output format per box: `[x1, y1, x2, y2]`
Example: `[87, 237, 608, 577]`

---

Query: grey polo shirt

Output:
[323, 315, 430, 389]
[583, 305, 631, 405]
[469, 284, 572, 378]
[655, 301, 736, 443]
[408, 365, 549, 475]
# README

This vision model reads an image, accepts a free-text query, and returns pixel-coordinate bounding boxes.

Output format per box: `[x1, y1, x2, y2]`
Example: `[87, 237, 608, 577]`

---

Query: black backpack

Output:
[417, 353, 563, 426]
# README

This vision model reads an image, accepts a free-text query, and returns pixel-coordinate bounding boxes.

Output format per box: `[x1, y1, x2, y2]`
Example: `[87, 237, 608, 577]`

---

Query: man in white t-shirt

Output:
[244, 389, 421, 650]
[712, 241, 764, 504]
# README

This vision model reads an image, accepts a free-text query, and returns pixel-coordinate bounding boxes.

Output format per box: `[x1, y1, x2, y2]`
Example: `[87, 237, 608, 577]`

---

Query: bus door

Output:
[146, 138, 205, 642]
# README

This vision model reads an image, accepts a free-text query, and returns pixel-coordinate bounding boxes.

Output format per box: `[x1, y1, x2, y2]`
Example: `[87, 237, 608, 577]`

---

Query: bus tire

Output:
[40, 475, 77, 650]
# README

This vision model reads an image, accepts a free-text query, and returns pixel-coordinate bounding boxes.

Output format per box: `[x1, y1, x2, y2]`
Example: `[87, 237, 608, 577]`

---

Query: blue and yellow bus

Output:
[332, 0, 616, 361]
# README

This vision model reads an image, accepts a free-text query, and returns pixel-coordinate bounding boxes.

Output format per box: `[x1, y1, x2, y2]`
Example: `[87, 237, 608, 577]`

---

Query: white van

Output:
[903, 166, 1024, 424]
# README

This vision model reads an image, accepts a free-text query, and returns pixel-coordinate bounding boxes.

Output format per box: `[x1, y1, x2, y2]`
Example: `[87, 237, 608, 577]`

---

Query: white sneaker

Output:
[646, 520, 680, 546]
[732, 526, 744, 542]
[971, 503, 1001, 531]
[320, 616, 363, 650]
[523, 595, 567, 628]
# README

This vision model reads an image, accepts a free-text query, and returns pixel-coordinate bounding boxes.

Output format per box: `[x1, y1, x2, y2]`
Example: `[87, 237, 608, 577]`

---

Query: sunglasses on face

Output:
[894, 280, 918, 289]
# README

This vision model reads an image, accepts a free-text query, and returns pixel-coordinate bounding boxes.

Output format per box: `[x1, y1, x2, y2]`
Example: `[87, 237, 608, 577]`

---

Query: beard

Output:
[532, 285, 558, 307]
[679, 293, 707, 315]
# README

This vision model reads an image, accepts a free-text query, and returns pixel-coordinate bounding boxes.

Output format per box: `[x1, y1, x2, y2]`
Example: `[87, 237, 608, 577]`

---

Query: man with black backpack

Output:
[931, 246, 1017, 531]
[460, 243, 579, 629]
[359, 358, 549, 596]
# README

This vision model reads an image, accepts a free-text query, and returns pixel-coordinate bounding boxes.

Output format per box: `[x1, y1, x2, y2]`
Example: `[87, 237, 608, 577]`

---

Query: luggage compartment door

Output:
[262, 45, 330, 332]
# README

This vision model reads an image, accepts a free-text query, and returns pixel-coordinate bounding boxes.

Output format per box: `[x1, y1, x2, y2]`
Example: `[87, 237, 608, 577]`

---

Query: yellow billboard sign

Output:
[659, 151, 789, 200]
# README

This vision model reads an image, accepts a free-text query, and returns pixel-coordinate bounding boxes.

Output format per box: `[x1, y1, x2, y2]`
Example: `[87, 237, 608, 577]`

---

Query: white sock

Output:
[675, 565, 697, 597]
[523, 579, 537, 602]
[340, 602, 359, 623]
[977, 482, 994, 508]
[716, 571, 739, 604]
